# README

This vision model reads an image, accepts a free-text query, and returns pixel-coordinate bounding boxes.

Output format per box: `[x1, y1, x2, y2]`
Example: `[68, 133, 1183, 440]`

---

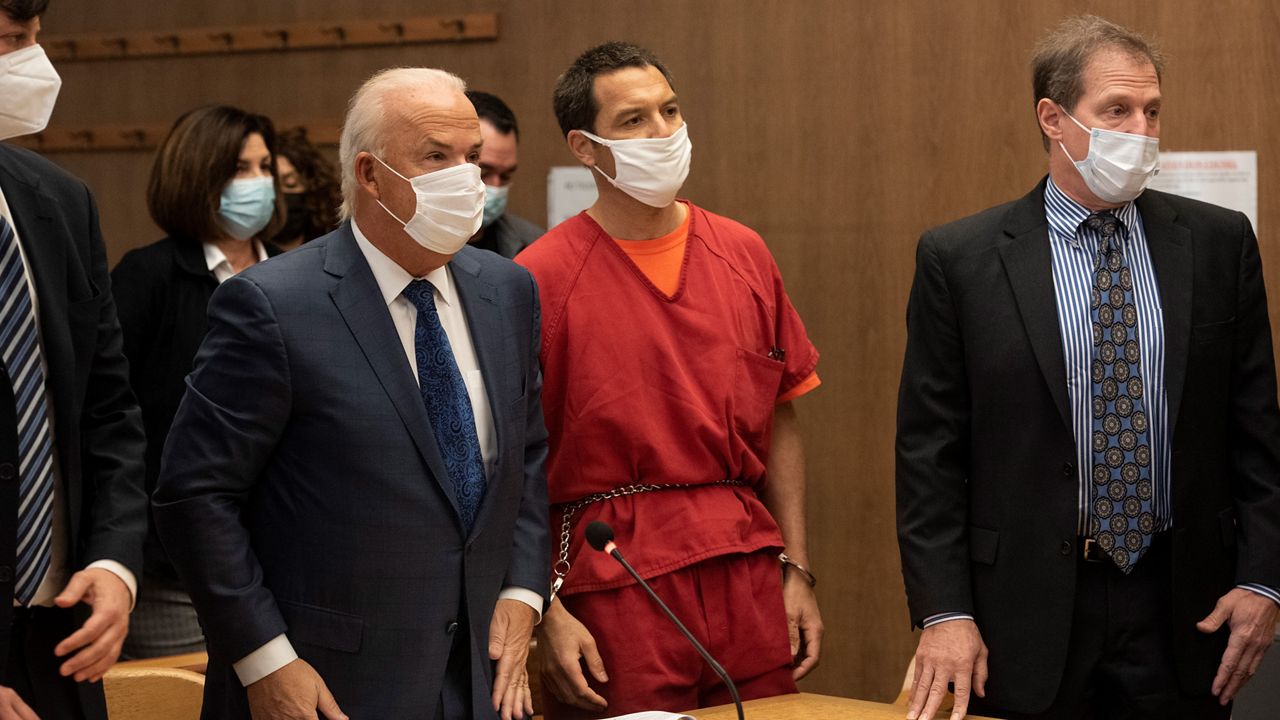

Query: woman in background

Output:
[111, 105, 284, 658]
[271, 126, 341, 249]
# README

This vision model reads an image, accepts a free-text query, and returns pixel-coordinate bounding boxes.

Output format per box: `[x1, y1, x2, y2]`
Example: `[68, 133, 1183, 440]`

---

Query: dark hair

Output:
[1032, 15, 1164, 150]
[275, 127, 342, 240]
[0, 0, 48, 21]
[147, 105, 284, 242]
[553, 41, 675, 137]
[466, 90, 519, 139]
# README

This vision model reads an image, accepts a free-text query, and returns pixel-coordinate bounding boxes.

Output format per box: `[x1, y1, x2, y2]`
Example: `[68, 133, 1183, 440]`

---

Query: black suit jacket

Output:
[111, 237, 280, 583]
[153, 224, 549, 719]
[896, 177, 1280, 712]
[0, 143, 147, 658]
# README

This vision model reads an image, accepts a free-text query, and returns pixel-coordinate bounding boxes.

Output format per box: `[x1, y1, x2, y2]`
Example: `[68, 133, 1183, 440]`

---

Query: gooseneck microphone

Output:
[584, 521, 745, 720]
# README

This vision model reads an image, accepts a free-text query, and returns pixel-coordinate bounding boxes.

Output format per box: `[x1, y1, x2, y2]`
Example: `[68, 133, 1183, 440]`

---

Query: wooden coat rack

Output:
[41, 12, 498, 61]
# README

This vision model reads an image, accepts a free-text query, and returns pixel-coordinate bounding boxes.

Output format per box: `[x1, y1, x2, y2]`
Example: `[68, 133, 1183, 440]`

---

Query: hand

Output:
[1197, 588, 1279, 704]
[907, 619, 988, 720]
[536, 601, 608, 711]
[0, 684, 39, 720]
[782, 570, 823, 680]
[246, 659, 346, 720]
[52, 568, 132, 682]
[489, 599, 537, 719]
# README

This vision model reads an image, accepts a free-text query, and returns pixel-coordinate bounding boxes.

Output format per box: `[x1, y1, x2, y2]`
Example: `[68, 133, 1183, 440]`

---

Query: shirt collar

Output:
[350, 219, 455, 308]
[203, 239, 268, 273]
[1044, 176, 1142, 248]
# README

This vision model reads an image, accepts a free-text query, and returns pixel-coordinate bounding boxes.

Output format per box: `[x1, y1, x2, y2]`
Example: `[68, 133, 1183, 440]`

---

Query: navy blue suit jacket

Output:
[154, 223, 549, 718]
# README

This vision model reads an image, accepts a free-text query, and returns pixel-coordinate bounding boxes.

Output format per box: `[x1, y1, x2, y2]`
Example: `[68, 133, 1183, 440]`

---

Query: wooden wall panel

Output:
[29, 0, 1280, 703]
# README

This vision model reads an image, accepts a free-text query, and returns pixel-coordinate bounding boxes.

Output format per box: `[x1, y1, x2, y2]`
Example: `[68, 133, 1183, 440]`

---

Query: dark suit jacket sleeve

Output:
[152, 275, 292, 660]
[896, 230, 974, 626]
[77, 184, 148, 575]
[504, 271, 550, 599]
[109, 249, 157, 387]
[1228, 217, 1280, 589]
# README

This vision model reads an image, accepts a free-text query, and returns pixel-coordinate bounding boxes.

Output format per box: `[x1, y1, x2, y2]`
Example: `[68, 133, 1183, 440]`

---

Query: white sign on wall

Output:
[1148, 151, 1258, 231]
[547, 166, 598, 229]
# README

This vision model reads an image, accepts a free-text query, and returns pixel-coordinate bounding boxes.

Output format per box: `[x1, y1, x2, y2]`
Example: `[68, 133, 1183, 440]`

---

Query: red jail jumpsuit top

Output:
[516, 201, 819, 598]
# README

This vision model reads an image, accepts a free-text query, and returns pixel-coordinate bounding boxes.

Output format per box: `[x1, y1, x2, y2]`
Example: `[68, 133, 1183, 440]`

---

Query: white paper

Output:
[596, 707, 691, 712]
[547, 165, 598, 229]
[1148, 151, 1258, 231]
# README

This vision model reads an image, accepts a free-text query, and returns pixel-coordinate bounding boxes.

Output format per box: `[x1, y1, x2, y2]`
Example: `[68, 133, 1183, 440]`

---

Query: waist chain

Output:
[550, 479, 749, 600]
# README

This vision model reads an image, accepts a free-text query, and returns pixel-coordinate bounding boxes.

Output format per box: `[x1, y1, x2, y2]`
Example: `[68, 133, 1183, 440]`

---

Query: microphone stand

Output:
[607, 546, 745, 720]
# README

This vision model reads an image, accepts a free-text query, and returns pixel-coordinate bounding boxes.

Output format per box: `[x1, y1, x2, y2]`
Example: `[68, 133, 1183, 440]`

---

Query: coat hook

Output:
[321, 26, 346, 45]
[208, 32, 234, 50]
[70, 130, 95, 147]
[262, 29, 289, 48]
[378, 22, 405, 41]
[440, 18, 466, 37]
[48, 39, 78, 58]
[121, 129, 148, 146]
[153, 34, 180, 52]
[100, 37, 128, 55]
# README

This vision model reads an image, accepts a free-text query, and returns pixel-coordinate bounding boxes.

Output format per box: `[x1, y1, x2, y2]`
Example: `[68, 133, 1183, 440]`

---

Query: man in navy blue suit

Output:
[154, 67, 549, 720]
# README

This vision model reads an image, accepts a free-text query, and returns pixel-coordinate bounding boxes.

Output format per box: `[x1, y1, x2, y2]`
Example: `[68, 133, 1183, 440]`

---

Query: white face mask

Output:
[1059, 109, 1160, 204]
[374, 158, 485, 255]
[0, 44, 62, 141]
[578, 123, 692, 208]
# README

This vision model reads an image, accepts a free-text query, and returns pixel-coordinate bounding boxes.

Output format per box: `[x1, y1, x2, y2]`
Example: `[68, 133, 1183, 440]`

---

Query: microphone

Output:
[584, 521, 745, 720]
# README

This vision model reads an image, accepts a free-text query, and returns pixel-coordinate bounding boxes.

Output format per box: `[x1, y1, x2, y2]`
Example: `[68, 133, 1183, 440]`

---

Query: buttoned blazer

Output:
[154, 223, 549, 719]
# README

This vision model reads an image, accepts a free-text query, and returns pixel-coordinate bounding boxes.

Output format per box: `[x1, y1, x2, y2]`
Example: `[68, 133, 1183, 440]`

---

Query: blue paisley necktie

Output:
[1086, 210, 1156, 572]
[403, 279, 486, 532]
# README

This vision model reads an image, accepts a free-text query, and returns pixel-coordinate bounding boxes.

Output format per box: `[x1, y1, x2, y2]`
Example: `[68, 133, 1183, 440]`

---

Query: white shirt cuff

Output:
[86, 560, 137, 611]
[1238, 583, 1280, 607]
[921, 612, 975, 628]
[499, 586, 544, 624]
[233, 634, 298, 686]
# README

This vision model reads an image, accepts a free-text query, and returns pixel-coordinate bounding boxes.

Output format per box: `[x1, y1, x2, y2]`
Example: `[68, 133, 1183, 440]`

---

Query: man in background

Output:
[466, 90, 544, 258]
[0, 1, 148, 718]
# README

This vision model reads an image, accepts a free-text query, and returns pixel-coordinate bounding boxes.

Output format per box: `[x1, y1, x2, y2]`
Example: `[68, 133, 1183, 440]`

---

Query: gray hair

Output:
[1031, 15, 1164, 150]
[338, 67, 468, 219]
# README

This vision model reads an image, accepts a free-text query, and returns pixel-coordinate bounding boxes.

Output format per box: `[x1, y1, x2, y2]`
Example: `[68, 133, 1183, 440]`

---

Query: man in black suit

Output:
[0, 1, 148, 718]
[896, 15, 1280, 720]
[154, 67, 548, 720]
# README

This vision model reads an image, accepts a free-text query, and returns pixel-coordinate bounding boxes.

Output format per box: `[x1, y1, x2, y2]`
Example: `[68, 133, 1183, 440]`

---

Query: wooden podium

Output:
[690, 692, 1000, 719]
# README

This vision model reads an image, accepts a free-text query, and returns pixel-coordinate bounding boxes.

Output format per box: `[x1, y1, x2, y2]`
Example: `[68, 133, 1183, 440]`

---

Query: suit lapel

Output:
[449, 248, 507, 535]
[997, 181, 1073, 432]
[324, 225, 461, 520]
[1136, 191, 1192, 427]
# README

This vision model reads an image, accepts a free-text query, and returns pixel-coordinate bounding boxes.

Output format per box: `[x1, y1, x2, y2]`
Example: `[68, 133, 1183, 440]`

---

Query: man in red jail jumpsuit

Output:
[516, 41, 824, 717]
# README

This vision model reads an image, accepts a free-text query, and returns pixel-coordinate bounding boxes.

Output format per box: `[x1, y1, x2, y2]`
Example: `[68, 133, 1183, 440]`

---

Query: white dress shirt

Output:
[203, 238, 269, 283]
[234, 221, 541, 686]
[0, 186, 136, 609]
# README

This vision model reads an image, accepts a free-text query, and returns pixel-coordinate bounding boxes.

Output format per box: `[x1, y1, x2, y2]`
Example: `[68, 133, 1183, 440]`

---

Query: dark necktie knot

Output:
[403, 279, 438, 314]
[1085, 211, 1123, 255]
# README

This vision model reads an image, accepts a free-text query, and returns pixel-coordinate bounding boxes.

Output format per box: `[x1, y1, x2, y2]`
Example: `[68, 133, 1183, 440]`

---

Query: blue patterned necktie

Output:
[403, 279, 485, 531]
[1086, 210, 1156, 572]
[0, 215, 56, 604]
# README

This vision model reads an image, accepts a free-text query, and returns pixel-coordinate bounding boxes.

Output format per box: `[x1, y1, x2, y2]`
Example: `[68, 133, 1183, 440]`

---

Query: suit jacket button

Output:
[0, 463, 14, 480]
[446, 621, 459, 635]
[0, 565, 12, 582]
[1060, 540, 1072, 556]
[1062, 461, 1074, 476]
